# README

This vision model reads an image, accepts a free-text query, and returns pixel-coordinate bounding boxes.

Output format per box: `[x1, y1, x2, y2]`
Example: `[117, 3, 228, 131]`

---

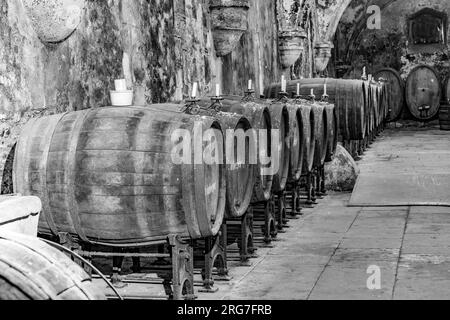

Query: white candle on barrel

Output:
[297, 83, 300, 96]
[192, 82, 198, 98]
[248, 79, 253, 91]
[311, 88, 314, 96]
[215, 84, 220, 97]
[324, 83, 327, 95]
[281, 75, 286, 92]
[115, 79, 127, 91]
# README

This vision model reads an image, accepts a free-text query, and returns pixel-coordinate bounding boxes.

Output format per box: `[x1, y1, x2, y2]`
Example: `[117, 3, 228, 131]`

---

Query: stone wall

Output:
[0, 0, 326, 190]
[334, 0, 450, 81]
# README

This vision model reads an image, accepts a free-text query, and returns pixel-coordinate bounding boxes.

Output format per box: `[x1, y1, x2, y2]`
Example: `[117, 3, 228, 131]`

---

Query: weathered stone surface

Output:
[22, 0, 86, 43]
[335, 0, 450, 83]
[325, 144, 360, 191]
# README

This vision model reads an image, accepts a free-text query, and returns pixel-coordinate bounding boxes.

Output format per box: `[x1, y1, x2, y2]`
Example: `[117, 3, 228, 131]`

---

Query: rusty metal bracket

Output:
[209, 96, 224, 113]
[242, 89, 256, 102]
[182, 98, 202, 115]
[278, 91, 289, 102]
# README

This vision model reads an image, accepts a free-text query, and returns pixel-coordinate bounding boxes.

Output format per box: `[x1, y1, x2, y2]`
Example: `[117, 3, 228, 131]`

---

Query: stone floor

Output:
[96, 127, 450, 300]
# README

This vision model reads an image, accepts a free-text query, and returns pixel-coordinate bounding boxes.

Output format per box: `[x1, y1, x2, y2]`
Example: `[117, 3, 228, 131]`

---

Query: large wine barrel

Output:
[266, 103, 290, 193]
[208, 96, 274, 202]
[286, 102, 304, 182]
[312, 103, 328, 168]
[374, 68, 404, 122]
[443, 77, 450, 102]
[218, 96, 290, 194]
[13, 107, 226, 245]
[406, 65, 441, 120]
[0, 232, 105, 300]
[299, 103, 316, 174]
[264, 78, 367, 141]
[149, 102, 255, 219]
[324, 103, 338, 162]
[439, 105, 450, 131]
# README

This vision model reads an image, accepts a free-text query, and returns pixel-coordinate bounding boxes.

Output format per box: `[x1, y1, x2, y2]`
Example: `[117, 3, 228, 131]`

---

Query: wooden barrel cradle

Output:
[0, 232, 105, 300]
[150, 102, 255, 219]
[205, 96, 274, 202]
[406, 65, 441, 121]
[374, 68, 404, 122]
[264, 78, 367, 141]
[13, 106, 226, 246]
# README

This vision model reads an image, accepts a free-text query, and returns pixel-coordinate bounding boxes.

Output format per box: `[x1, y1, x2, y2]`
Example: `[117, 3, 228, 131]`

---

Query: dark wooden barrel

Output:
[286, 102, 304, 182]
[219, 96, 290, 193]
[406, 65, 441, 120]
[439, 105, 450, 131]
[264, 78, 366, 141]
[0, 232, 105, 300]
[312, 103, 329, 168]
[209, 96, 274, 202]
[150, 102, 255, 219]
[443, 77, 450, 103]
[13, 106, 226, 245]
[266, 103, 290, 193]
[367, 82, 379, 137]
[324, 103, 338, 162]
[374, 68, 404, 122]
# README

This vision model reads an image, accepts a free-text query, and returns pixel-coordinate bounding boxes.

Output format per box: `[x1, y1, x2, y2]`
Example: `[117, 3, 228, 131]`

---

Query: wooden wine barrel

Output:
[312, 103, 329, 168]
[13, 107, 226, 246]
[149, 102, 255, 219]
[264, 78, 367, 141]
[285, 102, 304, 182]
[209, 96, 274, 202]
[439, 105, 450, 131]
[324, 103, 338, 162]
[374, 68, 404, 122]
[406, 65, 441, 120]
[286, 101, 316, 174]
[380, 83, 390, 125]
[218, 96, 290, 194]
[267, 102, 290, 193]
[443, 77, 450, 102]
[0, 232, 105, 300]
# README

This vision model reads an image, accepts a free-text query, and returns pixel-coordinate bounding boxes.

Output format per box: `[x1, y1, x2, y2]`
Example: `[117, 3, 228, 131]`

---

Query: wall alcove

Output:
[408, 8, 448, 53]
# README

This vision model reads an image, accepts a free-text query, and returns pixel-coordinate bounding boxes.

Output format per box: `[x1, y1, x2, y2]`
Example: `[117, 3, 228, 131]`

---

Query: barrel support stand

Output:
[226, 209, 257, 266]
[195, 225, 229, 293]
[275, 192, 288, 232]
[237, 209, 258, 265]
[286, 181, 302, 218]
[316, 166, 328, 197]
[305, 172, 318, 208]
[70, 235, 195, 300]
[162, 235, 195, 300]
[252, 199, 277, 247]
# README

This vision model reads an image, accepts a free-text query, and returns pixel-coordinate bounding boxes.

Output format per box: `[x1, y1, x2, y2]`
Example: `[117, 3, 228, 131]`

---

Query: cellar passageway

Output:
[95, 126, 450, 300]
